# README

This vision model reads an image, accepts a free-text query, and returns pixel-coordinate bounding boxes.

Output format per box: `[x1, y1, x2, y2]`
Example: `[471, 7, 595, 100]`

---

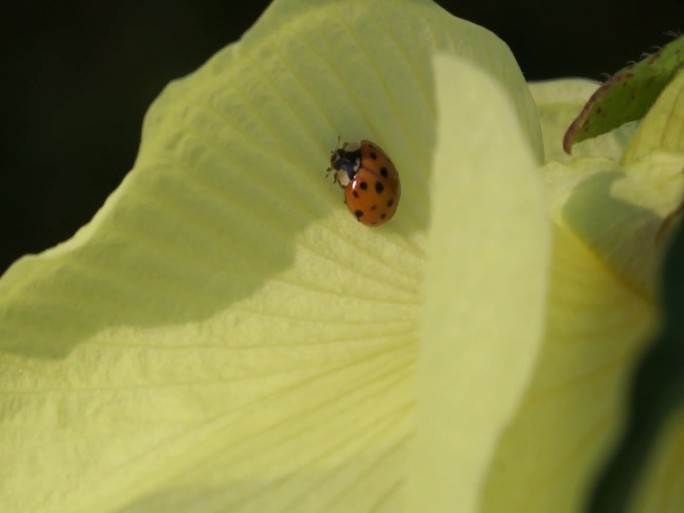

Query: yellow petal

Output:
[407, 54, 548, 513]
[481, 224, 657, 513]
[0, 1, 537, 512]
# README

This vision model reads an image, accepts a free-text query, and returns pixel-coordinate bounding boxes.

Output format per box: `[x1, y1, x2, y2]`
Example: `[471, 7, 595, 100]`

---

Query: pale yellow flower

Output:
[1, 1, 682, 512]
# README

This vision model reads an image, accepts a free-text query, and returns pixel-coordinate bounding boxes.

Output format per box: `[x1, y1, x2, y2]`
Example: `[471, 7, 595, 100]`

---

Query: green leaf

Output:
[530, 79, 638, 162]
[406, 55, 549, 513]
[622, 69, 684, 164]
[0, 1, 538, 512]
[563, 35, 684, 154]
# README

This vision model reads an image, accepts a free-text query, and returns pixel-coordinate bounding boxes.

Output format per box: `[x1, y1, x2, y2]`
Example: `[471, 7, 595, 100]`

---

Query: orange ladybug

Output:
[327, 139, 401, 226]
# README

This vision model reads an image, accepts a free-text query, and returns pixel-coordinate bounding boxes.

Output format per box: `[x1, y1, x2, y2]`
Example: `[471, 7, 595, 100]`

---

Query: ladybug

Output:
[327, 139, 401, 226]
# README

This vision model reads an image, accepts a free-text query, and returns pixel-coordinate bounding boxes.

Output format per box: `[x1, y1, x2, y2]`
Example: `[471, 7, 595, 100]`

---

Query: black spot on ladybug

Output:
[370, 152, 377, 159]
[353, 190, 359, 198]
[375, 181, 384, 194]
[387, 198, 394, 207]
[360, 182, 368, 190]
[381, 213, 387, 220]
[380, 167, 388, 178]
[355, 209, 364, 219]
[371, 204, 377, 210]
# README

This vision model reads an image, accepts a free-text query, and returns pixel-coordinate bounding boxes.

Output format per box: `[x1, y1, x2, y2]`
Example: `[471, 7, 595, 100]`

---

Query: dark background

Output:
[2, 0, 683, 273]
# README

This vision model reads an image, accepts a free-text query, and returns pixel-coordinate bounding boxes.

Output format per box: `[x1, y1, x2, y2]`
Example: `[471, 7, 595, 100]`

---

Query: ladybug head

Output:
[330, 143, 361, 181]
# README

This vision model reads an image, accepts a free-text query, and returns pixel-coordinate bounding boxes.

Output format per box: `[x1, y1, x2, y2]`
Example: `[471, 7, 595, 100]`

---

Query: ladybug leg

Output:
[326, 166, 339, 185]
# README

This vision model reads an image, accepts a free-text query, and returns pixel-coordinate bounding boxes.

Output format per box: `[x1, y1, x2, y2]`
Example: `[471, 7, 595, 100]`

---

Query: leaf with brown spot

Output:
[563, 35, 684, 154]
